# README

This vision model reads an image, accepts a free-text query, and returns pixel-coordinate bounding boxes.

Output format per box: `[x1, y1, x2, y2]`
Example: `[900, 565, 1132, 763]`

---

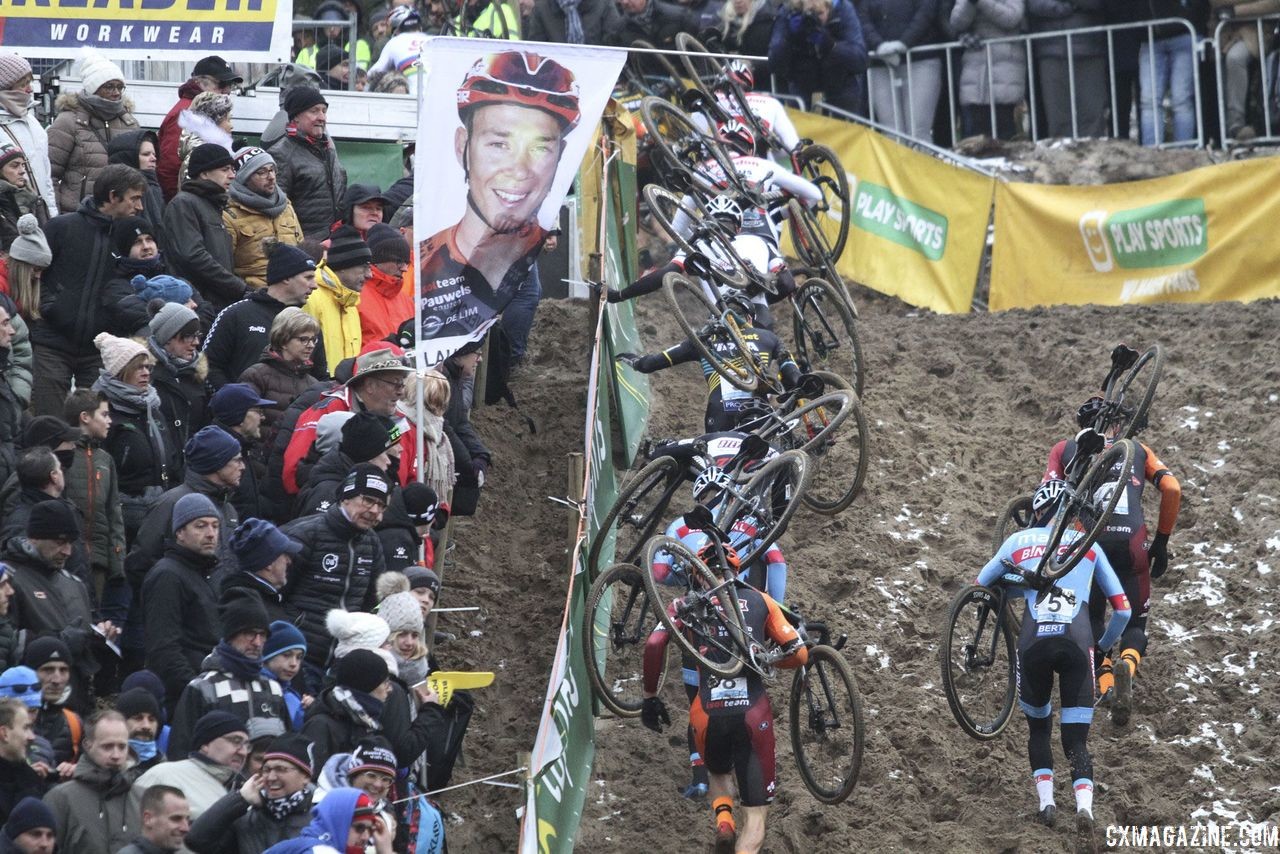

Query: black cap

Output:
[192, 55, 243, 84]
[339, 463, 393, 504]
[284, 86, 328, 119]
[219, 589, 271, 641]
[187, 143, 235, 180]
[315, 44, 349, 75]
[27, 500, 82, 541]
[21, 416, 79, 450]
[340, 412, 397, 464]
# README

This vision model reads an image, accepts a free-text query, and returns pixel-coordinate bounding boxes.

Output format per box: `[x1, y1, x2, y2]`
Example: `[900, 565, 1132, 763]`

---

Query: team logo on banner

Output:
[1078, 199, 1208, 273]
[413, 39, 625, 367]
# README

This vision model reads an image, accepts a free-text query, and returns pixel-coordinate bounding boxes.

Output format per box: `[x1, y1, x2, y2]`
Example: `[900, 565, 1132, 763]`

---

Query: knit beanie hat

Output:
[150, 300, 200, 345]
[230, 517, 301, 575]
[326, 225, 372, 271]
[0, 142, 26, 172]
[121, 671, 167, 723]
[26, 500, 82, 541]
[265, 733, 317, 777]
[326, 609, 390, 659]
[171, 492, 220, 534]
[131, 273, 192, 305]
[7, 215, 52, 268]
[339, 464, 393, 504]
[191, 710, 249, 750]
[184, 425, 242, 475]
[232, 147, 275, 188]
[0, 666, 41, 708]
[332, 649, 389, 694]
[266, 242, 316, 285]
[0, 53, 32, 90]
[190, 91, 234, 124]
[23, 636, 72, 670]
[314, 411, 356, 456]
[111, 216, 156, 259]
[188, 143, 235, 180]
[348, 737, 397, 776]
[263, 620, 307, 660]
[340, 412, 397, 463]
[284, 85, 328, 119]
[368, 223, 410, 265]
[77, 50, 125, 96]
[3, 798, 56, 839]
[403, 565, 441, 596]
[402, 483, 440, 527]
[93, 331, 149, 378]
[114, 687, 161, 721]
[379, 591, 424, 636]
[220, 589, 271, 640]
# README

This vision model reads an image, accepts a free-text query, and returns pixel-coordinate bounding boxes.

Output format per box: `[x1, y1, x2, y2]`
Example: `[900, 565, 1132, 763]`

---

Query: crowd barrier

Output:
[1213, 13, 1280, 145]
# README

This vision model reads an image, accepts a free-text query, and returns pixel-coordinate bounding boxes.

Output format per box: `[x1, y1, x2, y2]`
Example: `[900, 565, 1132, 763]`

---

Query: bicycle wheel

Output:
[643, 184, 750, 291]
[992, 494, 1035, 554]
[642, 535, 749, 679]
[791, 276, 866, 398]
[718, 448, 811, 568]
[583, 562, 666, 717]
[627, 39, 684, 100]
[939, 585, 1017, 741]
[789, 644, 865, 804]
[794, 143, 852, 264]
[587, 456, 684, 578]
[674, 32, 724, 98]
[1115, 344, 1164, 440]
[639, 97, 740, 195]
[663, 272, 763, 393]
[1039, 439, 1137, 581]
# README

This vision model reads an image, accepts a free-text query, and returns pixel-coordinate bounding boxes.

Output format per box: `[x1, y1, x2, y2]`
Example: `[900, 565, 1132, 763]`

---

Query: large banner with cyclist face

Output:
[989, 157, 1280, 309]
[413, 38, 625, 366]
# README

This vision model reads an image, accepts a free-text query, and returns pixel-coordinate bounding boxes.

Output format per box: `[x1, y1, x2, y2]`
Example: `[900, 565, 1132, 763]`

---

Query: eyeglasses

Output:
[98, 82, 125, 93]
[374, 377, 407, 392]
[292, 336, 318, 345]
[353, 495, 388, 511]
[1, 683, 38, 693]
[218, 735, 250, 748]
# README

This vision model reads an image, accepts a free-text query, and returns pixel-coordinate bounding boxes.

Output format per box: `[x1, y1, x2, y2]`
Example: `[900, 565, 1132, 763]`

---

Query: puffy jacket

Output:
[376, 491, 425, 574]
[947, 0, 1027, 105]
[265, 131, 347, 239]
[157, 80, 202, 201]
[3, 537, 96, 657]
[617, 0, 708, 47]
[167, 647, 292, 760]
[106, 130, 167, 250]
[524, 0, 622, 44]
[149, 344, 210, 451]
[32, 198, 116, 357]
[218, 570, 290, 625]
[204, 289, 328, 389]
[42, 754, 137, 854]
[0, 613, 15, 672]
[0, 490, 91, 585]
[34, 703, 81, 767]
[294, 448, 358, 518]
[223, 192, 304, 289]
[0, 292, 32, 409]
[304, 263, 362, 375]
[0, 97, 59, 215]
[125, 469, 240, 594]
[239, 351, 323, 438]
[281, 386, 417, 496]
[45, 93, 140, 214]
[281, 505, 386, 670]
[63, 435, 126, 580]
[186, 786, 315, 854]
[358, 265, 413, 349]
[163, 179, 248, 314]
[1026, 0, 1106, 57]
[142, 543, 222, 707]
[769, 0, 869, 112]
[263, 381, 340, 520]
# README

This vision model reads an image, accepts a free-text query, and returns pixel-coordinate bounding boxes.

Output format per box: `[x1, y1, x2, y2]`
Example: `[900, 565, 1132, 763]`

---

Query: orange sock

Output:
[713, 796, 735, 832]
[1097, 656, 1114, 695]
[1121, 649, 1142, 677]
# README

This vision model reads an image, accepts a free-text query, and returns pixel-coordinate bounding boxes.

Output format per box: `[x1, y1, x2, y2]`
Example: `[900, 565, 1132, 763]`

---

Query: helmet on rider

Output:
[696, 539, 742, 572]
[388, 5, 421, 31]
[724, 59, 755, 90]
[456, 52, 581, 131]
[692, 464, 734, 503]
[706, 193, 743, 231]
[1076, 396, 1105, 429]
[717, 119, 756, 156]
[722, 291, 756, 323]
[1031, 479, 1067, 523]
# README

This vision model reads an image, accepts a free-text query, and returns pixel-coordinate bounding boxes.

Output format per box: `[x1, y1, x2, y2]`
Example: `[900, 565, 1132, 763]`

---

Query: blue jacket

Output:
[261, 667, 306, 730]
[769, 0, 868, 113]
[857, 0, 941, 50]
[263, 787, 364, 854]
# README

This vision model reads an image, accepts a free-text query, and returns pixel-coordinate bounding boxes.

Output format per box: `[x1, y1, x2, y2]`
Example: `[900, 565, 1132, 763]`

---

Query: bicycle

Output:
[583, 561, 668, 717]
[1082, 343, 1164, 440]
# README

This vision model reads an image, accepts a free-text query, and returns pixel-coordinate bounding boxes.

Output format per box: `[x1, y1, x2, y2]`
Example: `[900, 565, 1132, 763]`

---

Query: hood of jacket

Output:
[301, 786, 364, 843]
[71, 752, 132, 796]
[314, 262, 360, 309]
[75, 195, 115, 228]
[182, 469, 232, 505]
[365, 264, 403, 300]
[1, 537, 59, 574]
[107, 128, 158, 167]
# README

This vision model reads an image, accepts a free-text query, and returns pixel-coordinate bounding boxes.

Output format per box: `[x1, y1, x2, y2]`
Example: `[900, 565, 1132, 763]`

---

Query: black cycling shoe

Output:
[1075, 811, 1099, 854]
[1111, 658, 1133, 725]
[1034, 804, 1057, 827]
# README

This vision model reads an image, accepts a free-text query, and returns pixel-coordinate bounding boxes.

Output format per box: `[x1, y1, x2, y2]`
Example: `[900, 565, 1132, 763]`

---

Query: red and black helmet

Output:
[457, 51, 581, 131]
[725, 59, 754, 90]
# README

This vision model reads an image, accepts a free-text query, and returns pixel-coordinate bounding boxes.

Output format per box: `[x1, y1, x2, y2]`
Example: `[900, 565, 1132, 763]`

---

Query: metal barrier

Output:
[814, 99, 998, 178]
[869, 18, 1204, 149]
[1213, 13, 1280, 145]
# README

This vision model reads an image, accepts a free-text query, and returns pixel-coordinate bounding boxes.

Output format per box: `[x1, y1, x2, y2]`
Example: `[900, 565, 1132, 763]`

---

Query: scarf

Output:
[394, 653, 430, 688]
[182, 178, 229, 209]
[228, 180, 288, 218]
[0, 90, 30, 118]
[80, 93, 128, 120]
[94, 370, 161, 415]
[214, 640, 264, 681]
[0, 178, 39, 215]
[130, 738, 158, 762]
[264, 783, 315, 821]
[556, 0, 585, 43]
[116, 253, 167, 279]
[331, 685, 383, 731]
[149, 337, 198, 379]
[285, 122, 330, 151]
[315, 261, 361, 309]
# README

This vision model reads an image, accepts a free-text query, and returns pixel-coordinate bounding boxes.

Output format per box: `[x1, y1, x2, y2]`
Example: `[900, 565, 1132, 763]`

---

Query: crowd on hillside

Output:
[0, 44, 505, 854]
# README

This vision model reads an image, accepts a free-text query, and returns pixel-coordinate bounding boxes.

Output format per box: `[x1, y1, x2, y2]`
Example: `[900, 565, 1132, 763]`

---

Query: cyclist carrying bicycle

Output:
[642, 538, 807, 854]
[700, 60, 804, 156]
[978, 479, 1131, 850]
[1043, 359, 1181, 726]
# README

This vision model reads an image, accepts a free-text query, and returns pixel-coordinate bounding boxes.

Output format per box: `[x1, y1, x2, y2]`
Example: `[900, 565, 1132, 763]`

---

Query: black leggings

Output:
[1027, 716, 1093, 782]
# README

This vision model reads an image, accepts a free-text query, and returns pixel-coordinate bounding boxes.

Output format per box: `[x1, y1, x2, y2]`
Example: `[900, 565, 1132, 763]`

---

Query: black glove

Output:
[641, 696, 671, 733]
[616, 352, 642, 369]
[1149, 532, 1170, 579]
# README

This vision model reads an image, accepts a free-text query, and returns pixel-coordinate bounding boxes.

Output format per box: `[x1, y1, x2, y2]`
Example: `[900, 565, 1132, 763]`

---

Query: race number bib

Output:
[1033, 588, 1078, 623]
[708, 675, 749, 706]
[1093, 478, 1130, 516]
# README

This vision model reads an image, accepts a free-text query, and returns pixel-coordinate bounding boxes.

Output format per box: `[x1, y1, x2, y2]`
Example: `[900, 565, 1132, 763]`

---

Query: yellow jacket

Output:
[223, 195, 304, 289]
[304, 261, 362, 374]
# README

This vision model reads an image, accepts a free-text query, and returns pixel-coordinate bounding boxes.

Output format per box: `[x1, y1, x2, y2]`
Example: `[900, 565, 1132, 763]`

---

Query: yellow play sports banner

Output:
[787, 110, 995, 314]
[990, 157, 1280, 310]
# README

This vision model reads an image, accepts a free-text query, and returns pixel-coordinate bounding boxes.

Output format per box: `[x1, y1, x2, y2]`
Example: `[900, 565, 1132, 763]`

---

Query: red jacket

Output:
[358, 266, 414, 349]
[282, 386, 418, 494]
[157, 79, 203, 200]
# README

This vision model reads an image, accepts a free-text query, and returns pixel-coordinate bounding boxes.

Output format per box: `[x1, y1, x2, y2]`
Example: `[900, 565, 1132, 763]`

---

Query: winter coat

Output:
[265, 131, 347, 239]
[42, 753, 138, 854]
[524, 0, 622, 44]
[303, 263, 362, 376]
[617, 0, 709, 47]
[0, 96, 59, 215]
[1141, 0, 1209, 37]
[45, 93, 140, 214]
[157, 80, 203, 201]
[301, 687, 383, 770]
[769, 0, 869, 112]
[281, 505, 386, 670]
[204, 289, 328, 389]
[150, 344, 210, 451]
[0, 292, 32, 409]
[63, 435, 126, 580]
[946, 0, 1028, 105]
[3, 537, 96, 658]
[125, 469, 240, 594]
[722, 2, 778, 76]
[98, 378, 180, 502]
[219, 570, 290, 625]
[294, 448, 359, 518]
[358, 265, 413, 349]
[262, 381, 339, 520]
[1026, 0, 1106, 57]
[32, 197, 116, 357]
[262, 788, 365, 854]
[130, 756, 239, 820]
[0, 613, 15, 672]
[0, 181, 48, 242]
[106, 130, 167, 250]
[239, 351, 323, 438]
[33, 702, 81, 767]
[163, 179, 248, 314]
[377, 492, 424, 574]
[223, 193, 304, 290]
[0, 756, 48, 825]
[0, 349, 21, 484]
[0, 490, 91, 584]
[117, 838, 170, 854]
[167, 647, 291, 761]
[186, 786, 315, 854]
[142, 543, 222, 706]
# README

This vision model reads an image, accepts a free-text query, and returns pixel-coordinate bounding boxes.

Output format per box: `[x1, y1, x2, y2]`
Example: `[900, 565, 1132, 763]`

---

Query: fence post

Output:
[425, 514, 456, 658]
[567, 453, 585, 554]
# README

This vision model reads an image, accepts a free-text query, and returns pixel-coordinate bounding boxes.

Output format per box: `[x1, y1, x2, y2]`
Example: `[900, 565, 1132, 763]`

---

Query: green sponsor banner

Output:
[1103, 198, 1208, 269]
[603, 156, 650, 470]
[850, 179, 948, 261]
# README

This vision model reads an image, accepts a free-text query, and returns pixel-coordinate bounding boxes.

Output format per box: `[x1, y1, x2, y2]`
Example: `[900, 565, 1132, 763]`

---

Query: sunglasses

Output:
[2, 683, 38, 694]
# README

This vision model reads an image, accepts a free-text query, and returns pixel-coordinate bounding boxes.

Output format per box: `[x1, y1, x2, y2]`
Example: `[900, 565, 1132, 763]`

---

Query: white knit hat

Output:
[77, 49, 124, 97]
[379, 591, 424, 636]
[326, 609, 390, 659]
[7, 215, 51, 268]
[93, 331, 148, 378]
